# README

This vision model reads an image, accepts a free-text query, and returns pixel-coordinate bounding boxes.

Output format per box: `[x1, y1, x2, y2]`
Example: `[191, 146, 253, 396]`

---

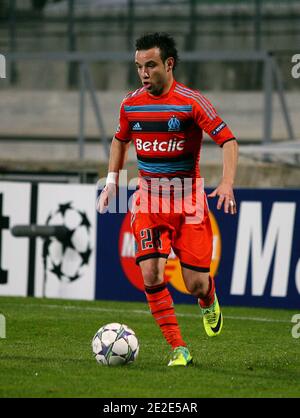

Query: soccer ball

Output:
[92, 323, 139, 366]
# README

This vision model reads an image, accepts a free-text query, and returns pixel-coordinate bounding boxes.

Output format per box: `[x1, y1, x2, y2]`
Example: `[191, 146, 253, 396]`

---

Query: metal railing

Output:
[5, 50, 295, 159]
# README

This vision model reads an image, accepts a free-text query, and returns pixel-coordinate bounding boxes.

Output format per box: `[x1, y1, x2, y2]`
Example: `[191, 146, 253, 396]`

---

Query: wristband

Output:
[106, 172, 118, 185]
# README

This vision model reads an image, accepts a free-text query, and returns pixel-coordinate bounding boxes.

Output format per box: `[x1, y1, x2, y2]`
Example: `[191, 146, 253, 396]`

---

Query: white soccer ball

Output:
[92, 323, 139, 366]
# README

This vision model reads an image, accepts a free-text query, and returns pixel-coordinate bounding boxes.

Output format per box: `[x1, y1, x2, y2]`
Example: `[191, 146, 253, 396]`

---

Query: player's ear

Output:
[166, 58, 174, 71]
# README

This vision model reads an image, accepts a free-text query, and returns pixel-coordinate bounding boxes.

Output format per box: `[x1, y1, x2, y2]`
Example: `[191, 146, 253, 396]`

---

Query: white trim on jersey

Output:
[174, 84, 217, 120]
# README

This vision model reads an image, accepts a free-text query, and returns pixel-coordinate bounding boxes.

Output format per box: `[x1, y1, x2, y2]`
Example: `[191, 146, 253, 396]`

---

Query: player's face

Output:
[135, 47, 174, 96]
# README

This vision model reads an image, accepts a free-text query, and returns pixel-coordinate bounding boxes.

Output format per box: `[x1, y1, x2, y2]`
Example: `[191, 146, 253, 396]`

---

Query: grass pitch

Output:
[0, 296, 299, 398]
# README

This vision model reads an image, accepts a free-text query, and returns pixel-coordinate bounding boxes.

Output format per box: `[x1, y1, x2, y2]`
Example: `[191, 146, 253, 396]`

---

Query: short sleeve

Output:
[192, 93, 236, 146]
[114, 101, 131, 143]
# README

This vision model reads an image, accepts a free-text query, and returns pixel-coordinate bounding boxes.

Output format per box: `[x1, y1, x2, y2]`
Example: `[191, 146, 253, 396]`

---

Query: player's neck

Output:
[163, 77, 175, 95]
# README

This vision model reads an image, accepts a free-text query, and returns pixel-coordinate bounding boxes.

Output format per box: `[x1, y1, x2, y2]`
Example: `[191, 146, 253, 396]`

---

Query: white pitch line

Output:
[3, 302, 292, 324]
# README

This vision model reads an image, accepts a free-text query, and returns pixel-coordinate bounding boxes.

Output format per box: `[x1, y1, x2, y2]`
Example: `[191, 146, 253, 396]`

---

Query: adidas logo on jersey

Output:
[132, 122, 142, 131]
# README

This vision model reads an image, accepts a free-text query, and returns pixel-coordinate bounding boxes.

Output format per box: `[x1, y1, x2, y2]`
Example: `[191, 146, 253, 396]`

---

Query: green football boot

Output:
[168, 346, 193, 367]
[201, 293, 223, 337]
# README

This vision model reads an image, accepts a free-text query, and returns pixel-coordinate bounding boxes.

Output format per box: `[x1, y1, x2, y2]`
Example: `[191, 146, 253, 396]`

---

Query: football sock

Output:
[144, 283, 186, 349]
[198, 276, 215, 308]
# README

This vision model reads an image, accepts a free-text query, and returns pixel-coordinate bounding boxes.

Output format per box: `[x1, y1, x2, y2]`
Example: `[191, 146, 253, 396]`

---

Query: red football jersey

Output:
[115, 80, 235, 179]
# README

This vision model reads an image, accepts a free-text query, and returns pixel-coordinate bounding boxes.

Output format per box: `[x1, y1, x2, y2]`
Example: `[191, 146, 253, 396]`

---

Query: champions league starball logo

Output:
[43, 202, 93, 283]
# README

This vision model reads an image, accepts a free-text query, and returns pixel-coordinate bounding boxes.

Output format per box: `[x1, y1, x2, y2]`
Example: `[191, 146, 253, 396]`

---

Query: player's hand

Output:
[207, 181, 237, 215]
[96, 183, 117, 214]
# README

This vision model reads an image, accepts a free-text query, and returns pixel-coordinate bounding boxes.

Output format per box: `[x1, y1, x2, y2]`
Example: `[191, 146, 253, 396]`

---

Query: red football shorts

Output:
[131, 187, 213, 272]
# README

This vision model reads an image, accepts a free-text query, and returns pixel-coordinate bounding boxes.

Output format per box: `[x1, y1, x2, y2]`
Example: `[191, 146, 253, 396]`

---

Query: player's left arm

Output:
[207, 139, 238, 215]
[192, 93, 239, 214]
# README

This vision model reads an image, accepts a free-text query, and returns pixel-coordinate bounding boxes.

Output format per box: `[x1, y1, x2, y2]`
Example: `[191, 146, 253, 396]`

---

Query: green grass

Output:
[0, 296, 299, 398]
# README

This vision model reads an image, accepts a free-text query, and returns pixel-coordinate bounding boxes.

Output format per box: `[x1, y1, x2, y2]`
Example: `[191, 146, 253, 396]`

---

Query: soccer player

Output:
[97, 32, 238, 366]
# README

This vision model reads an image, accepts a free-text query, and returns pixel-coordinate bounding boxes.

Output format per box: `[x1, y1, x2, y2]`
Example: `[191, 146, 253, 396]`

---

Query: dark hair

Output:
[135, 32, 179, 70]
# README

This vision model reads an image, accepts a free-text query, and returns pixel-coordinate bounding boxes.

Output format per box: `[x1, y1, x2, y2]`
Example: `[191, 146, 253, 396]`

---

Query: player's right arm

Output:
[96, 136, 131, 214]
[96, 95, 132, 213]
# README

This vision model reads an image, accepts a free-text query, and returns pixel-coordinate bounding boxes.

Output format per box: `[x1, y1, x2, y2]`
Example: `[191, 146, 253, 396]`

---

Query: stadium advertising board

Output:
[34, 184, 97, 300]
[0, 182, 299, 308]
[0, 182, 97, 300]
[0, 182, 31, 296]
[96, 188, 300, 309]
